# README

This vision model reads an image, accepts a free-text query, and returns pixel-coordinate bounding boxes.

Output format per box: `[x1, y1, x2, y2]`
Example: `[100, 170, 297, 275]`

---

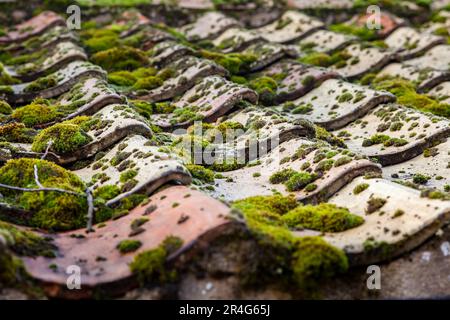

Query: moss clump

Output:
[353, 183, 369, 195]
[314, 125, 346, 148]
[281, 203, 364, 232]
[0, 63, 20, 86]
[285, 172, 317, 192]
[170, 106, 204, 124]
[93, 185, 120, 201]
[249, 76, 278, 105]
[108, 67, 165, 89]
[362, 134, 408, 148]
[0, 158, 87, 231]
[299, 50, 351, 68]
[329, 23, 378, 41]
[291, 236, 348, 289]
[11, 100, 58, 127]
[304, 183, 317, 192]
[269, 168, 296, 184]
[130, 100, 176, 119]
[0, 100, 12, 114]
[31, 122, 92, 154]
[186, 164, 215, 183]
[108, 71, 138, 86]
[199, 50, 257, 74]
[315, 159, 334, 172]
[209, 159, 244, 172]
[413, 173, 430, 184]
[366, 197, 387, 214]
[372, 77, 450, 118]
[0, 85, 13, 95]
[130, 236, 183, 285]
[23, 75, 57, 93]
[81, 29, 120, 53]
[0, 248, 27, 288]
[0, 221, 56, 257]
[231, 195, 349, 290]
[292, 104, 313, 114]
[116, 239, 142, 254]
[91, 46, 149, 72]
[334, 156, 352, 167]
[132, 76, 163, 91]
[119, 169, 138, 183]
[392, 209, 404, 219]
[0, 122, 36, 143]
[232, 195, 299, 244]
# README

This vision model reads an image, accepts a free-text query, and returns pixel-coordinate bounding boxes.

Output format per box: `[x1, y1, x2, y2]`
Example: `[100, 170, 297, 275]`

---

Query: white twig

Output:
[85, 187, 94, 232]
[41, 140, 53, 160]
[33, 165, 44, 189]
[0, 182, 82, 196]
[1, 162, 96, 232]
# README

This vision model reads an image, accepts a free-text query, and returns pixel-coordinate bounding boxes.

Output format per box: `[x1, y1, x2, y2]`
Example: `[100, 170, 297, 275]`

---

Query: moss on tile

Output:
[0, 158, 87, 231]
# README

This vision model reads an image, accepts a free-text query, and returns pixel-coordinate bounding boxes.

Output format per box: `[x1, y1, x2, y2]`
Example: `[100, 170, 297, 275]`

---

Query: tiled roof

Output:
[1, 1, 450, 299]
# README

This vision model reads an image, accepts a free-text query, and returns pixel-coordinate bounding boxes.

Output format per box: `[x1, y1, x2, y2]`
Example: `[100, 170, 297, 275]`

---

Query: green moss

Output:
[132, 76, 163, 91]
[209, 159, 244, 172]
[353, 183, 369, 195]
[231, 75, 247, 84]
[249, 76, 278, 105]
[282, 203, 364, 232]
[421, 189, 450, 200]
[93, 185, 120, 201]
[116, 239, 142, 254]
[413, 173, 430, 184]
[108, 66, 164, 89]
[231, 195, 349, 290]
[366, 197, 387, 214]
[81, 28, 121, 53]
[120, 169, 138, 183]
[285, 172, 317, 192]
[292, 104, 313, 114]
[315, 159, 334, 172]
[362, 134, 407, 148]
[199, 50, 257, 74]
[334, 156, 352, 167]
[372, 77, 450, 118]
[91, 46, 148, 72]
[304, 183, 317, 192]
[0, 85, 13, 95]
[0, 122, 36, 143]
[0, 249, 27, 287]
[130, 236, 183, 285]
[360, 73, 377, 85]
[170, 106, 204, 124]
[269, 168, 296, 184]
[291, 236, 348, 289]
[186, 164, 215, 183]
[0, 158, 87, 231]
[337, 92, 353, 103]
[392, 209, 404, 219]
[0, 221, 56, 257]
[299, 50, 351, 68]
[0, 63, 20, 86]
[329, 23, 378, 41]
[0, 100, 12, 114]
[130, 100, 176, 119]
[31, 122, 92, 154]
[314, 125, 346, 148]
[108, 71, 137, 86]
[11, 100, 59, 127]
[23, 75, 57, 93]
